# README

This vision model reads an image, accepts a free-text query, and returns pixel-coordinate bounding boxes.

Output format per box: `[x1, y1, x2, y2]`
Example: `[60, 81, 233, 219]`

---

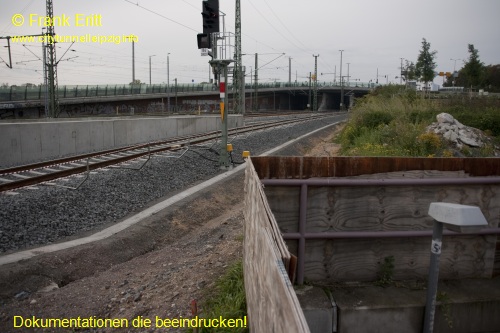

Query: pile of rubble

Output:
[426, 113, 498, 155]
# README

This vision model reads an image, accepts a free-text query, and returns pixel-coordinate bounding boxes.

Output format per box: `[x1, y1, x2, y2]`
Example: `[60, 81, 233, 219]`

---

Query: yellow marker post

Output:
[220, 101, 225, 121]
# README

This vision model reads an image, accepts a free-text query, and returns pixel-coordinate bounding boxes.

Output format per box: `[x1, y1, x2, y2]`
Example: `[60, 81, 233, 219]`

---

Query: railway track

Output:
[0, 113, 332, 192]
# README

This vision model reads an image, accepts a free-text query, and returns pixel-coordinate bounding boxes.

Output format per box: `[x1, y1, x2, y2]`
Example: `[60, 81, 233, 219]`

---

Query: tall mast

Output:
[45, 0, 60, 117]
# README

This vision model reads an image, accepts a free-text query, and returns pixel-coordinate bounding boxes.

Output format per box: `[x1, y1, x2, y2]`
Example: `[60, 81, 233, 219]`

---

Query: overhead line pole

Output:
[233, 0, 244, 114]
[313, 54, 319, 112]
[46, 0, 60, 118]
[339, 49, 344, 111]
[132, 41, 135, 83]
[254, 53, 258, 111]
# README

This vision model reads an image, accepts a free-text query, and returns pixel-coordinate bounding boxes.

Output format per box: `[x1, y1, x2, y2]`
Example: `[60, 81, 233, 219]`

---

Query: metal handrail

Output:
[0, 81, 375, 102]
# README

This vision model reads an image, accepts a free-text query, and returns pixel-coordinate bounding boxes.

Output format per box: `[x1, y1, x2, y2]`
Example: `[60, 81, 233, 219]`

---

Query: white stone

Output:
[37, 282, 59, 293]
[437, 113, 455, 124]
[443, 130, 458, 142]
[454, 118, 465, 129]
[459, 135, 482, 147]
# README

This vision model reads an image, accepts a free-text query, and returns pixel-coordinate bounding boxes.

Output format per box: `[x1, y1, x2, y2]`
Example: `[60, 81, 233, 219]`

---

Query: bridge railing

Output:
[247, 81, 375, 90]
[0, 81, 376, 102]
[0, 83, 222, 102]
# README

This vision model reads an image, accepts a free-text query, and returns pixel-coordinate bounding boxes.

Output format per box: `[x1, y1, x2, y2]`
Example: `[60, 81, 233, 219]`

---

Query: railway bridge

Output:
[0, 81, 372, 118]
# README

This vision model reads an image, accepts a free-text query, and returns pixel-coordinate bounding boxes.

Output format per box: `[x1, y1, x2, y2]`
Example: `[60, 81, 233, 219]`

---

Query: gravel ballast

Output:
[0, 113, 346, 253]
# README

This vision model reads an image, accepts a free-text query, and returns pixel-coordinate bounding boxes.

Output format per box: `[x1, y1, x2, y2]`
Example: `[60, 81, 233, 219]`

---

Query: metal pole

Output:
[423, 221, 443, 333]
[347, 62, 350, 86]
[308, 72, 312, 110]
[273, 90, 275, 111]
[219, 64, 229, 168]
[42, 30, 48, 118]
[6, 37, 12, 69]
[45, 0, 59, 118]
[167, 53, 170, 112]
[260, 176, 500, 187]
[313, 54, 319, 112]
[249, 66, 252, 111]
[234, 0, 243, 114]
[132, 41, 135, 83]
[339, 49, 344, 111]
[254, 53, 258, 111]
[174, 78, 177, 112]
[289, 57, 292, 86]
[149, 55, 156, 85]
[297, 184, 308, 285]
[450, 58, 460, 87]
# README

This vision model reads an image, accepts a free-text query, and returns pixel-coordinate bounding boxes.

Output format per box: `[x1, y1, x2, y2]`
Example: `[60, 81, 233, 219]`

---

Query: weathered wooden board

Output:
[302, 235, 497, 282]
[259, 164, 500, 282]
[243, 160, 310, 333]
[252, 156, 500, 178]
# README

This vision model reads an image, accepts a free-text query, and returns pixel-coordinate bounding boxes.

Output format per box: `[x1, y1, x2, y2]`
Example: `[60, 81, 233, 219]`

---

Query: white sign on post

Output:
[201, 48, 209, 56]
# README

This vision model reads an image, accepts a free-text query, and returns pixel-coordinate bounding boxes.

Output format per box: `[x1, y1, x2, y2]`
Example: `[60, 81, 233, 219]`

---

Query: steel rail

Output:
[0, 114, 333, 192]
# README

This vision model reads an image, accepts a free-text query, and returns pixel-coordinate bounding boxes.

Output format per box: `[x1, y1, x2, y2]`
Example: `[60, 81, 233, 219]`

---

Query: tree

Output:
[462, 44, 485, 89]
[415, 38, 437, 89]
[402, 60, 417, 82]
[484, 64, 500, 92]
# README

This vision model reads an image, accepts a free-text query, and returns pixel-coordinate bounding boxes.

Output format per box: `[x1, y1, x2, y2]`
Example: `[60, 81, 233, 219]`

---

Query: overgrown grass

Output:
[338, 86, 500, 157]
[192, 260, 248, 333]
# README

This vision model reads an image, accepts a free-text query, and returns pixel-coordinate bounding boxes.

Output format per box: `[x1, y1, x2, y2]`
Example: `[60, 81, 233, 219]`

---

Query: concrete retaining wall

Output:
[0, 115, 243, 167]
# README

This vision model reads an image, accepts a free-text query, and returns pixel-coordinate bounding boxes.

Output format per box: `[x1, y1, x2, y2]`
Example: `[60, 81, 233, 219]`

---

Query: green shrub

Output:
[339, 88, 500, 157]
[195, 261, 248, 333]
[360, 111, 394, 129]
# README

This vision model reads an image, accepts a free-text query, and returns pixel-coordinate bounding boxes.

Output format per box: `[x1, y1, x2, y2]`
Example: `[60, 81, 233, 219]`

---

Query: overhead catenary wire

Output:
[1, 1, 302, 86]
[122, 0, 199, 33]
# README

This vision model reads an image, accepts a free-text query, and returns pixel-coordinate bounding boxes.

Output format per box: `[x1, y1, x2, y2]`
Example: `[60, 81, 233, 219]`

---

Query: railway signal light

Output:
[197, 33, 210, 49]
[202, 0, 219, 35]
[197, 0, 219, 49]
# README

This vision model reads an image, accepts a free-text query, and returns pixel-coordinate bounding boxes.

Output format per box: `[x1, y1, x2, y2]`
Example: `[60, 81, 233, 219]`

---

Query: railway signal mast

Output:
[197, 0, 241, 169]
[45, 0, 60, 118]
[1, 0, 60, 117]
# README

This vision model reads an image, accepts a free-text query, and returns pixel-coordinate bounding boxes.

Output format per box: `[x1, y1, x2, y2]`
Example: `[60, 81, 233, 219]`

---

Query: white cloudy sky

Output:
[1, 0, 499, 87]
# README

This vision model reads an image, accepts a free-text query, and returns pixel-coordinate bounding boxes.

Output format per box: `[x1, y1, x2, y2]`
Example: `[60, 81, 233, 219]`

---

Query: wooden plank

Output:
[262, 167, 500, 282]
[244, 160, 310, 333]
[298, 235, 497, 282]
[253, 156, 500, 179]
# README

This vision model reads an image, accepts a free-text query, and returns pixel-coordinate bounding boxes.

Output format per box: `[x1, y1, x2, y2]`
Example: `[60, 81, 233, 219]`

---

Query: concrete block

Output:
[147, 118, 166, 142]
[177, 117, 196, 136]
[112, 119, 129, 147]
[333, 278, 500, 333]
[75, 122, 92, 155]
[19, 123, 42, 163]
[89, 120, 114, 152]
[57, 121, 79, 156]
[164, 118, 178, 138]
[295, 286, 334, 333]
[0, 124, 22, 166]
[40, 122, 61, 158]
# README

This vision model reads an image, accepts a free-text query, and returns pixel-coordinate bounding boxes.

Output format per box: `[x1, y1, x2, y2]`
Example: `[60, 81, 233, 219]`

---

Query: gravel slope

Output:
[0, 113, 346, 253]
